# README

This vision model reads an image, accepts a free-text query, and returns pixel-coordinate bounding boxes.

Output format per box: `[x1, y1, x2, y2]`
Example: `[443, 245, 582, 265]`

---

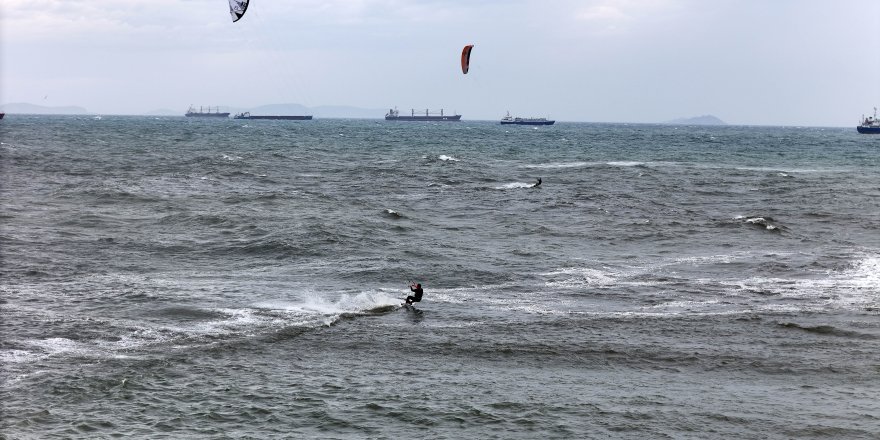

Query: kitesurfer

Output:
[532, 177, 542, 187]
[405, 283, 424, 305]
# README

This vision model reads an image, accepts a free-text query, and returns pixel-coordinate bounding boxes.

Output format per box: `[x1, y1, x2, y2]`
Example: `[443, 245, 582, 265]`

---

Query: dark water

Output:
[2, 115, 879, 439]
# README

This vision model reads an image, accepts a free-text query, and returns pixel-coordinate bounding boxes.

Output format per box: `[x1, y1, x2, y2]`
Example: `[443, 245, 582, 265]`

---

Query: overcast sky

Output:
[2, 0, 879, 125]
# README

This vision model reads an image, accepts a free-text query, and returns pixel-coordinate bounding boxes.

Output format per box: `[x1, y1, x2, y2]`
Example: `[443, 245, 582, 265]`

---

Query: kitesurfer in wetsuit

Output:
[405, 283, 423, 305]
[532, 177, 542, 187]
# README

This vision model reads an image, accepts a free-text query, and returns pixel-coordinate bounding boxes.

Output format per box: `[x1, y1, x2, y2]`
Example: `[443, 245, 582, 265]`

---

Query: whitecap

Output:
[523, 162, 591, 169]
[744, 216, 782, 231]
[255, 290, 402, 324]
[383, 208, 403, 218]
[544, 267, 617, 288]
[495, 182, 534, 190]
[844, 256, 880, 289]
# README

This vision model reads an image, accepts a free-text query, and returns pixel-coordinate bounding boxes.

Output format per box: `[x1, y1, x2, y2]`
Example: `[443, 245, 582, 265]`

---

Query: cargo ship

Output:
[857, 107, 880, 134]
[233, 112, 312, 120]
[500, 111, 555, 125]
[185, 106, 230, 118]
[385, 107, 461, 121]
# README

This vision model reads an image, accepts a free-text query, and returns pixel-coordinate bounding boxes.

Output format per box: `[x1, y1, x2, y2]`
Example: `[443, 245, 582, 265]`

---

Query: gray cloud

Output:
[2, 0, 878, 125]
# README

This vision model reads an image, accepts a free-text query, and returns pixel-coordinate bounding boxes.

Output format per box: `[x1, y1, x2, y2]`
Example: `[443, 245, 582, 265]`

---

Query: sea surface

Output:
[1, 115, 879, 439]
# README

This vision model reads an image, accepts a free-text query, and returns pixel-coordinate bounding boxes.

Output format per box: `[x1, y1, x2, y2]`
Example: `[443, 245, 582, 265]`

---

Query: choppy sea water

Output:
[1, 115, 879, 439]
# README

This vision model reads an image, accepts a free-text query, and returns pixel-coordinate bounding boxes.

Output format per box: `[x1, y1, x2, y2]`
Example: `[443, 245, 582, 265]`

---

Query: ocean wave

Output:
[253, 290, 403, 326]
[721, 256, 880, 310]
[544, 267, 618, 288]
[736, 215, 786, 232]
[777, 322, 877, 339]
[158, 212, 236, 227]
[152, 306, 229, 321]
[495, 182, 536, 190]
[843, 255, 880, 289]
[538, 252, 880, 315]
[2, 290, 406, 366]
[383, 209, 404, 219]
[733, 166, 833, 173]
[522, 161, 591, 169]
[606, 161, 646, 167]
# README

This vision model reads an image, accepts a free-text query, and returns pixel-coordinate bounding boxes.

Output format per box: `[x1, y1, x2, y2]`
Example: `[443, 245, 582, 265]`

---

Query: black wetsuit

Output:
[405, 285, 423, 305]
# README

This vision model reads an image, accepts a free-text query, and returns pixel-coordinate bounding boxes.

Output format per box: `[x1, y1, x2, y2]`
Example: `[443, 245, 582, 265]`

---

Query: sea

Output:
[1, 115, 878, 439]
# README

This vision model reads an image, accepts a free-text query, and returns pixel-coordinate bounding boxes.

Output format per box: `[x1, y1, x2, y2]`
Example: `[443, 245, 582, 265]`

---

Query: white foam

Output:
[523, 161, 591, 169]
[495, 182, 533, 190]
[732, 165, 840, 173]
[544, 267, 617, 288]
[719, 255, 880, 310]
[438, 154, 460, 162]
[606, 161, 645, 167]
[0, 349, 43, 365]
[256, 290, 401, 317]
[29, 337, 90, 357]
[844, 256, 880, 289]
[538, 251, 879, 315]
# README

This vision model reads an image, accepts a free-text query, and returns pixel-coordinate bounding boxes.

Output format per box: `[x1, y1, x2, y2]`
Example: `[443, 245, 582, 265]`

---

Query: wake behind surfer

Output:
[405, 283, 423, 305]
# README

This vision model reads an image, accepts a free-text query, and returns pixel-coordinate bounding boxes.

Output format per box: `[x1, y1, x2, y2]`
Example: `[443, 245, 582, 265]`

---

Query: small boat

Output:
[857, 107, 880, 134]
[0, 112, 5, 120]
[233, 112, 312, 120]
[500, 111, 554, 125]
[385, 107, 461, 121]
[185, 105, 229, 118]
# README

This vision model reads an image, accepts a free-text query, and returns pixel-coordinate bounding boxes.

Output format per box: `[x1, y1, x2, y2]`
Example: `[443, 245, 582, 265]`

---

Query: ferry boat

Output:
[857, 108, 880, 134]
[233, 112, 312, 120]
[385, 107, 461, 121]
[500, 111, 554, 125]
[185, 105, 230, 118]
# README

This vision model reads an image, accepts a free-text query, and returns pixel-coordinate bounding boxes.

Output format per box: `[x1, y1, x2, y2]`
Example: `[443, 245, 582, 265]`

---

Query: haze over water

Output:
[1, 115, 879, 438]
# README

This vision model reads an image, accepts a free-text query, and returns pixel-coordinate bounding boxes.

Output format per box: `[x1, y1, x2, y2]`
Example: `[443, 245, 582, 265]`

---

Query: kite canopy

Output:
[229, 0, 250, 23]
[461, 44, 474, 74]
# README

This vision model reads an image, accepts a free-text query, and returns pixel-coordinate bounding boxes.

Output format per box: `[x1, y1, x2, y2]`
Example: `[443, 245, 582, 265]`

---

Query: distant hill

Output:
[311, 105, 387, 119]
[154, 103, 386, 119]
[664, 115, 726, 125]
[3, 102, 413, 119]
[1, 102, 89, 115]
[236, 103, 385, 119]
[145, 108, 179, 116]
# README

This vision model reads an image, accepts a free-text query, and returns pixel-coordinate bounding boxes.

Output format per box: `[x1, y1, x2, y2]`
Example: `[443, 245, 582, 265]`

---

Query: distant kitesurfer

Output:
[405, 283, 424, 305]
[532, 177, 542, 187]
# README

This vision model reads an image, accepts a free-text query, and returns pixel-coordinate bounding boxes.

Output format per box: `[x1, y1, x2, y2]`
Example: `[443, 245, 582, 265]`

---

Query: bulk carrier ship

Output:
[185, 106, 230, 118]
[385, 107, 461, 121]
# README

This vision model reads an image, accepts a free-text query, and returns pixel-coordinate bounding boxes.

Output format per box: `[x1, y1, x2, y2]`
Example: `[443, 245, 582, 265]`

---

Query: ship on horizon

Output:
[500, 111, 555, 125]
[857, 107, 880, 134]
[185, 105, 230, 118]
[233, 112, 312, 120]
[385, 107, 461, 122]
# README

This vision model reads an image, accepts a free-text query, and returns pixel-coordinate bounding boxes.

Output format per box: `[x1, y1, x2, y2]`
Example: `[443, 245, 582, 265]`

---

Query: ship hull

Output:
[234, 115, 312, 120]
[857, 125, 880, 134]
[386, 115, 461, 121]
[186, 112, 230, 118]
[501, 120, 555, 125]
